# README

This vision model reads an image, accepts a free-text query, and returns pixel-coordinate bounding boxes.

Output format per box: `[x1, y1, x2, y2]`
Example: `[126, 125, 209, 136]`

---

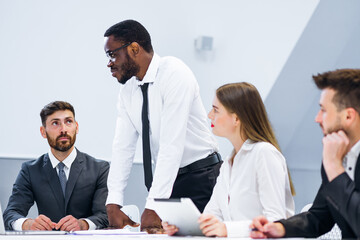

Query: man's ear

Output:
[343, 107, 357, 127]
[76, 121, 79, 134]
[128, 42, 140, 57]
[40, 126, 47, 139]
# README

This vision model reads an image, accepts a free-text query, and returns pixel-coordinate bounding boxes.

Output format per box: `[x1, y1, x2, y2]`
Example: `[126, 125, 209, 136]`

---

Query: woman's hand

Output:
[162, 221, 178, 235]
[198, 214, 227, 237]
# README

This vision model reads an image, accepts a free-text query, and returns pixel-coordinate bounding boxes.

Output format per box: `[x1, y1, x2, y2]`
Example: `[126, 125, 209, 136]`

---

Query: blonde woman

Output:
[163, 82, 295, 237]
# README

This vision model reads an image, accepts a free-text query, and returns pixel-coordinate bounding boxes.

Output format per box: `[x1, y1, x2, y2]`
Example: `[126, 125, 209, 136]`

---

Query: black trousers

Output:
[170, 154, 222, 213]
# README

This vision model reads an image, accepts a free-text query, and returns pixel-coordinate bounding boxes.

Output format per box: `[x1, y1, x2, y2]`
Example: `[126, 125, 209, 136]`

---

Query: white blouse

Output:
[204, 139, 295, 237]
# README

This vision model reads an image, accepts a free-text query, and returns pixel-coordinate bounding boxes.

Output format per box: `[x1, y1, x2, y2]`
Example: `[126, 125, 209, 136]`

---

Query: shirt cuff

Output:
[144, 197, 155, 210]
[83, 218, 96, 230]
[106, 192, 124, 207]
[224, 220, 251, 238]
[12, 218, 28, 231]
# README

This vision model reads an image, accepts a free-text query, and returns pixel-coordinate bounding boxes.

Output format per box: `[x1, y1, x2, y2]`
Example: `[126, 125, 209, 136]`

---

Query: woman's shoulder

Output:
[250, 141, 284, 160]
[247, 140, 278, 152]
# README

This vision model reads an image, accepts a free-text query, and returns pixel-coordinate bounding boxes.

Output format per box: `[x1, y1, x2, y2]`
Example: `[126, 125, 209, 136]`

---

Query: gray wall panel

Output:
[265, 0, 360, 212]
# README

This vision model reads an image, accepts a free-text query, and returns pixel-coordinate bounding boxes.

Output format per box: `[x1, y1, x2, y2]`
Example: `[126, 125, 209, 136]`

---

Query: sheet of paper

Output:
[71, 229, 147, 235]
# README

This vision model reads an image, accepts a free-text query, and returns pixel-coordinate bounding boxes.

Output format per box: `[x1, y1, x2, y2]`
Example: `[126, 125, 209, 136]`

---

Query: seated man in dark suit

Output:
[3, 101, 109, 231]
[250, 69, 360, 238]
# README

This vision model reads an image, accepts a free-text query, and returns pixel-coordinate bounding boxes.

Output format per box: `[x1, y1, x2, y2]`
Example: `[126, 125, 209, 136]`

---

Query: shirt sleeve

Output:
[324, 172, 360, 236]
[145, 66, 197, 209]
[14, 218, 96, 231]
[203, 162, 226, 221]
[106, 92, 139, 207]
[3, 162, 35, 230]
[256, 144, 288, 221]
[12, 218, 27, 231]
[83, 218, 96, 230]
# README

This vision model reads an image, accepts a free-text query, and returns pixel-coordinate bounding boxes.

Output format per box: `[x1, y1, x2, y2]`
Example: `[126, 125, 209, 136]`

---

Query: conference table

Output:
[0, 234, 250, 240]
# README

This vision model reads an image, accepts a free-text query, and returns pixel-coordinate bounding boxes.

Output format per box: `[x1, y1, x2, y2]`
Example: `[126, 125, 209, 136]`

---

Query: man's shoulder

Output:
[156, 55, 197, 89]
[160, 55, 183, 63]
[76, 150, 109, 167]
[159, 55, 189, 71]
[21, 153, 49, 168]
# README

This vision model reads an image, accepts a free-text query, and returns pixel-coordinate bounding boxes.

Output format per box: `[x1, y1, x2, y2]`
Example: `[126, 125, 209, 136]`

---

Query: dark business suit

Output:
[278, 154, 360, 238]
[3, 149, 109, 230]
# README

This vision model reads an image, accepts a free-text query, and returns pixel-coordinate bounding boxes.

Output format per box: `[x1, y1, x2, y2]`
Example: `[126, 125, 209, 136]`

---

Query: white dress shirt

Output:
[342, 139, 360, 181]
[203, 140, 295, 237]
[106, 53, 218, 209]
[12, 148, 96, 230]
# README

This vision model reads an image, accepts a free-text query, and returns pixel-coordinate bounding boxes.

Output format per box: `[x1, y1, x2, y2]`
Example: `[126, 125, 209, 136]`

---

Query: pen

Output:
[251, 227, 259, 231]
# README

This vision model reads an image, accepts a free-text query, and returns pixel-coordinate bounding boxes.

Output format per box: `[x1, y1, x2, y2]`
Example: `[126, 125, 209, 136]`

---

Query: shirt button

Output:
[349, 167, 352, 171]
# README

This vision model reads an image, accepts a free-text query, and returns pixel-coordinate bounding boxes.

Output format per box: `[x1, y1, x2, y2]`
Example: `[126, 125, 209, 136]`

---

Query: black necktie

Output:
[58, 162, 67, 196]
[141, 83, 153, 191]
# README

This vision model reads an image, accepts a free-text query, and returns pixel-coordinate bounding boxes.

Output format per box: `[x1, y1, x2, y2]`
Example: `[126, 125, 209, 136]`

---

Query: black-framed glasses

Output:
[106, 43, 131, 62]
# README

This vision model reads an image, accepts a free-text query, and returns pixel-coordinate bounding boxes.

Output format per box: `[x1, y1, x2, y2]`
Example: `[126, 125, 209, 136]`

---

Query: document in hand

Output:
[151, 198, 203, 236]
[72, 229, 148, 235]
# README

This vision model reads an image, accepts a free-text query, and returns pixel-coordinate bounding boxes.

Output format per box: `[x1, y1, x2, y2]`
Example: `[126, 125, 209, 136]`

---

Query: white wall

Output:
[0, 0, 319, 161]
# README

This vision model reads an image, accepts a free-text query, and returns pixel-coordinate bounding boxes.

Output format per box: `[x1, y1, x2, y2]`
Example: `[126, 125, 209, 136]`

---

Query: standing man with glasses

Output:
[104, 19, 221, 232]
[3, 101, 109, 231]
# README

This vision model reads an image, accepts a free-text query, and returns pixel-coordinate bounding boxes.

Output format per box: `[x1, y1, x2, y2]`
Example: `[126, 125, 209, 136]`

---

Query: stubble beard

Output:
[118, 53, 140, 85]
[46, 132, 76, 152]
[322, 116, 346, 136]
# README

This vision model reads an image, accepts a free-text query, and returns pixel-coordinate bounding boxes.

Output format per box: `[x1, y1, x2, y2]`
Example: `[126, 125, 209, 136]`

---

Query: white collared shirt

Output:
[106, 53, 218, 209]
[12, 147, 96, 230]
[48, 147, 77, 180]
[342, 139, 360, 181]
[204, 140, 295, 238]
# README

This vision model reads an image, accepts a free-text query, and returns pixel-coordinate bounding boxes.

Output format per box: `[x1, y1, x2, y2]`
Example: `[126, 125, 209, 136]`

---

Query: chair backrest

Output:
[121, 205, 140, 232]
[0, 204, 6, 234]
[300, 203, 341, 239]
[318, 224, 341, 240]
[300, 203, 312, 212]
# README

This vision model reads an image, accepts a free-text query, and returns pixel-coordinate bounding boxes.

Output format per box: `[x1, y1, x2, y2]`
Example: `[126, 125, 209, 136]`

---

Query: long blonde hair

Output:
[216, 82, 295, 195]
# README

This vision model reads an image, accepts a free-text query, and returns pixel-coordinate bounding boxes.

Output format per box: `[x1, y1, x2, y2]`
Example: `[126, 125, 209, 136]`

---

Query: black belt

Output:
[178, 152, 222, 175]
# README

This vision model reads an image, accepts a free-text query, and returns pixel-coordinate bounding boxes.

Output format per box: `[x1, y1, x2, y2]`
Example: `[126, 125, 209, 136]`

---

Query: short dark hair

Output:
[40, 101, 75, 126]
[104, 19, 153, 53]
[313, 69, 360, 114]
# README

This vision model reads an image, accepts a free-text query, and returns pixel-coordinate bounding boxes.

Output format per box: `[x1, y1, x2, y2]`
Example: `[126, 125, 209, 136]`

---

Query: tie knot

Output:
[58, 162, 65, 170]
[140, 83, 149, 93]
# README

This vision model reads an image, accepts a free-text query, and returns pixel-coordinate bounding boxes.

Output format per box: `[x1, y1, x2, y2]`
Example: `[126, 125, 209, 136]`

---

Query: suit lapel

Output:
[64, 150, 84, 210]
[43, 154, 65, 213]
[354, 153, 360, 188]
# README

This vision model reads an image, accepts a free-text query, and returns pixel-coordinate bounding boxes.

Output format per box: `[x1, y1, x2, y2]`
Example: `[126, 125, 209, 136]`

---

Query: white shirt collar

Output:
[241, 139, 255, 151]
[346, 139, 360, 160]
[228, 139, 254, 164]
[343, 140, 360, 181]
[136, 53, 160, 86]
[48, 147, 77, 169]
